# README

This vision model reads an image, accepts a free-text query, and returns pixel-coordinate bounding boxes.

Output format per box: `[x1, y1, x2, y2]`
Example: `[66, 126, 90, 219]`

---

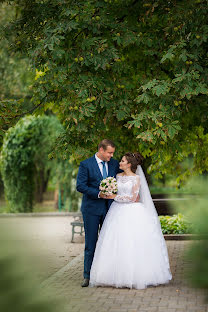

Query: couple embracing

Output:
[76, 139, 172, 289]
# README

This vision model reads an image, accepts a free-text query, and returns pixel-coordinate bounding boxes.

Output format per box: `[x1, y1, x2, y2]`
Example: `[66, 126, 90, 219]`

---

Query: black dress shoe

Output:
[81, 278, 89, 287]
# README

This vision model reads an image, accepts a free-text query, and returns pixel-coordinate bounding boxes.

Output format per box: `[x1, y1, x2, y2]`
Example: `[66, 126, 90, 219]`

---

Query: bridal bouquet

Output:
[99, 177, 118, 195]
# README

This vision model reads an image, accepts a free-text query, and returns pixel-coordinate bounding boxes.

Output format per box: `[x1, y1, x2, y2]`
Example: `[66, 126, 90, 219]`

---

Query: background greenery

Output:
[0, 225, 63, 312]
[0, 3, 34, 144]
[159, 213, 192, 234]
[173, 177, 208, 299]
[1, 0, 207, 186]
[0, 115, 61, 212]
[0, 1, 207, 211]
[0, 115, 81, 212]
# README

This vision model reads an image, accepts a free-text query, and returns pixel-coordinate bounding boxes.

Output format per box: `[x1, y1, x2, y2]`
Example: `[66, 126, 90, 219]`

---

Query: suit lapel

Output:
[92, 155, 103, 180]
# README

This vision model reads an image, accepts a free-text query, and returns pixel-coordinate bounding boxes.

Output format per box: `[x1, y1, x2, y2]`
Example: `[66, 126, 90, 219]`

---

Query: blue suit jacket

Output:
[76, 156, 120, 216]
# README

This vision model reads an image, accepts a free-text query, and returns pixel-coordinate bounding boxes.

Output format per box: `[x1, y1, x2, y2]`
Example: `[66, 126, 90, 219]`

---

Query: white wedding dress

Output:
[90, 172, 172, 289]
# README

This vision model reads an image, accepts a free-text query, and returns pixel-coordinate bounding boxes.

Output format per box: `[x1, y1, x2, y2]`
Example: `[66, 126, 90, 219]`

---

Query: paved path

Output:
[1, 216, 207, 312]
[0, 216, 84, 280]
[43, 241, 208, 312]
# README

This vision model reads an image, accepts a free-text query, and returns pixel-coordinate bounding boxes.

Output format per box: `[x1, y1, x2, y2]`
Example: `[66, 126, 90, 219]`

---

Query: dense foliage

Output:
[159, 213, 192, 234]
[1, 0, 208, 184]
[53, 160, 81, 212]
[0, 3, 34, 144]
[0, 115, 62, 212]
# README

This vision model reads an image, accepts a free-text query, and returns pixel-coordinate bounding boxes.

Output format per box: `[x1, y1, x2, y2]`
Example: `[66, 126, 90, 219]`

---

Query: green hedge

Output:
[159, 213, 193, 234]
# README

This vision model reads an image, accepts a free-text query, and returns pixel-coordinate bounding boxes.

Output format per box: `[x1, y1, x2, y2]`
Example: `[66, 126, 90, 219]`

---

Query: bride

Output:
[90, 152, 172, 289]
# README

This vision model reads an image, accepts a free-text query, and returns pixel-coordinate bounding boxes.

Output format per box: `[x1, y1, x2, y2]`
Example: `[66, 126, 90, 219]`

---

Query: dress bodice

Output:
[114, 175, 140, 203]
[117, 175, 139, 196]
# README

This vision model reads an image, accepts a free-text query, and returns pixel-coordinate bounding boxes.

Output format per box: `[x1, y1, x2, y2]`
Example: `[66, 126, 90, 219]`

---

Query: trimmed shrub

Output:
[159, 213, 193, 234]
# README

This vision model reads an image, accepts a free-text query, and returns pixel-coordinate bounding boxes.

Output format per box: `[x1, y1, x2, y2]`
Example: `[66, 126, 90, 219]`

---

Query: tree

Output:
[2, 0, 208, 184]
[0, 115, 62, 212]
[53, 160, 81, 212]
[0, 3, 34, 144]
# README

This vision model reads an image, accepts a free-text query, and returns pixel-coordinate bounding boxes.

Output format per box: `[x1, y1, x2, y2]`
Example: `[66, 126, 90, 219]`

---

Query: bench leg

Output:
[71, 225, 75, 243]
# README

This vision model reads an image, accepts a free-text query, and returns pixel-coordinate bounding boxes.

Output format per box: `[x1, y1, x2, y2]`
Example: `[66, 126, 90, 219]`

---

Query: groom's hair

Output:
[98, 139, 115, 150]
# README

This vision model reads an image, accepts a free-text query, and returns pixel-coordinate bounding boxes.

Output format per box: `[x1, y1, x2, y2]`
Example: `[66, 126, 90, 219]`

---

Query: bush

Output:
[0, 226, 62, 312]
[0, 115, 62, 212]
[159, 213, 192, 234]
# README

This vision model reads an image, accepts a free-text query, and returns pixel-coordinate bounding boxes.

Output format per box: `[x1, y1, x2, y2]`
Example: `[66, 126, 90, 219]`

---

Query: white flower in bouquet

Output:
[99, 177, 118, 196]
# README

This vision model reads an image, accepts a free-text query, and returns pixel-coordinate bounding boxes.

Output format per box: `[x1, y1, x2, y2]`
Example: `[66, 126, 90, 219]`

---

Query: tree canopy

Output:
[1, 0, 208, 184]
[0, 3, 34, 143]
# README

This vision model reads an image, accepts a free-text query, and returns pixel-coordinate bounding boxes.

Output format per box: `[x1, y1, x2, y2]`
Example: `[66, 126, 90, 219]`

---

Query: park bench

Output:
[71, 213, 84, 243]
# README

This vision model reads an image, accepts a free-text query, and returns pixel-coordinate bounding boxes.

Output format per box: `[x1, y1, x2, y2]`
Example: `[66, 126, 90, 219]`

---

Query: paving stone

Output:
[141, 307, 158, 312]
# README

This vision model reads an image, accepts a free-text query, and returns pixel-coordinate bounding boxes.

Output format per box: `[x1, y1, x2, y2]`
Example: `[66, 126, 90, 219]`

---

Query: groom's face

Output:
[100, 146, 115, 162]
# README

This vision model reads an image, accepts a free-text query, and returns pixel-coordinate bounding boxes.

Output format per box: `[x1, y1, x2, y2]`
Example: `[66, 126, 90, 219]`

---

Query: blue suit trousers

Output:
[82, 211, 107, 279]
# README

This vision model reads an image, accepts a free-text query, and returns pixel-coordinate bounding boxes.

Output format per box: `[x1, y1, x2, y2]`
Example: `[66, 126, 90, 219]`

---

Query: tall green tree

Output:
[2, 0, 208, 184]
[0, 115, 62, 212]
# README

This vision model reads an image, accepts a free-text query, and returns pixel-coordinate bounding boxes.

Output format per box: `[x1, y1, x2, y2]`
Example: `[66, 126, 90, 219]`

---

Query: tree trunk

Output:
[54, 188, 59, 210]
[35, 169, 50, 203]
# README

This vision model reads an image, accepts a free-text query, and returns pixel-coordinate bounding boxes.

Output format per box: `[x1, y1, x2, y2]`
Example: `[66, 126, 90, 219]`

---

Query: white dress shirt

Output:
[95, 153, 108, 176]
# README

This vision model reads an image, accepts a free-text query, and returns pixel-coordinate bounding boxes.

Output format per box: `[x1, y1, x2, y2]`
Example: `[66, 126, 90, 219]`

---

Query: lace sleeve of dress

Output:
[114, 176, 140, 203]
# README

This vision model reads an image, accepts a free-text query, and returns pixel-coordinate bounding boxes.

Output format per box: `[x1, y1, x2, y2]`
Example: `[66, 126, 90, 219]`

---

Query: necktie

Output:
[102, 161, 107, 179]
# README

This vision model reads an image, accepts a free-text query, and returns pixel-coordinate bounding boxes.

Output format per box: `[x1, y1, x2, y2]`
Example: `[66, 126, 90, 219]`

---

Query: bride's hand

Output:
[105, 194, 116, 199]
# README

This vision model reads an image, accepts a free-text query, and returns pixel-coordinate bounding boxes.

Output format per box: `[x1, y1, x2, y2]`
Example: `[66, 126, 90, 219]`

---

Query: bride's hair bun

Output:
[134, 152, 144, 164]
[124, 152, 144, 173]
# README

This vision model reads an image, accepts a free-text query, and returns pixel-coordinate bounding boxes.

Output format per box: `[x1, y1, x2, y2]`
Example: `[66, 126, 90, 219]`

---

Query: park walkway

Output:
[42, 240, 208, 312]
[1, 215, 207, 312]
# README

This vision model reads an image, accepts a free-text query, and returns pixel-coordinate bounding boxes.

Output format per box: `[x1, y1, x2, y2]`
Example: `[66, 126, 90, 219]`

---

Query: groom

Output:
[76, 139, 120, 287]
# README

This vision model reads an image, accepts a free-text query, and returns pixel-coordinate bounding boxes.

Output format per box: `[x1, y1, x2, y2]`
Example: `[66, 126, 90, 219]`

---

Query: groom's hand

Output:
[99, 193, 116, 199]
[99, 192, 107, 199]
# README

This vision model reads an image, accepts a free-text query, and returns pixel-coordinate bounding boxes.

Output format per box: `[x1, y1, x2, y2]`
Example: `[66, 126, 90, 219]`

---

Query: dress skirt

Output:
[90, 201, 172, 289]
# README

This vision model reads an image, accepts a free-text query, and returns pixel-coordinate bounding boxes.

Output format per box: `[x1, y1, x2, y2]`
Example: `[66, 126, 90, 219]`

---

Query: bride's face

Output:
[119, 156, 131, 171]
